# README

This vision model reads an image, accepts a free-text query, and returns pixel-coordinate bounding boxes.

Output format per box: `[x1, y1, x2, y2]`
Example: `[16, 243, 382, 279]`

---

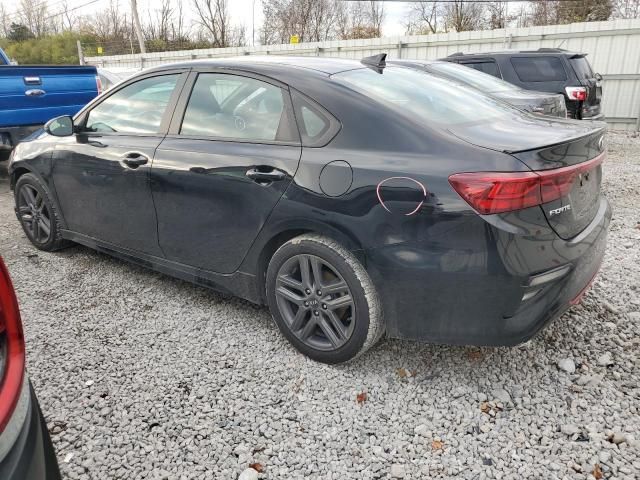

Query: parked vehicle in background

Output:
[0, 46, 100, 159]
[443, 49, 603, 120]
[389, 59, 567, 117]
[97, 68, 140, 91]
[0, 257, 61, 479]
[9, 55, 610, 364]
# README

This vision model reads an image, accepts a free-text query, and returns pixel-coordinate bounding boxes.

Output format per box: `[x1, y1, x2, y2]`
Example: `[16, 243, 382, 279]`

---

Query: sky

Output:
[0, 0, 412, 39]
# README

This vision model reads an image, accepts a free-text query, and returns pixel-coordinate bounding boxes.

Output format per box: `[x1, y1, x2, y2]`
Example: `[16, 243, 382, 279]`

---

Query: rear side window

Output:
[464, 61, 500, 78]
[85, 74, 179, 134]
[180, 73, 297, 143]
[569, 57, 594, 80]
[511, 56, 567, 82]
[291, 90, 340, 147]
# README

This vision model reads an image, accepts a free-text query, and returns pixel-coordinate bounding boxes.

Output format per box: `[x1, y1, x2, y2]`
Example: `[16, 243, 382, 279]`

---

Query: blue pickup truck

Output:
[1, 47, 100, 159]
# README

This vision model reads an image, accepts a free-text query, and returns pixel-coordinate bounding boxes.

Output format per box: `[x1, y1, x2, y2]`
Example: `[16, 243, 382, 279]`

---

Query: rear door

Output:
[151, 71, 302, 274]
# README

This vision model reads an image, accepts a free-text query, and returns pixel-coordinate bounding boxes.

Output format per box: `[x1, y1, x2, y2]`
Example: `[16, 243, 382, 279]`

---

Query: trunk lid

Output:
[513, 128, 606, 240]
[449, 115, 606, 239]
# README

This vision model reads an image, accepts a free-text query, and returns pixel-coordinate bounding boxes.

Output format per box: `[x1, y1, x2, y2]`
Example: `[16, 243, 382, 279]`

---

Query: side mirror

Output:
[594, 72, 603, 82]
[44, 115, 74, 137]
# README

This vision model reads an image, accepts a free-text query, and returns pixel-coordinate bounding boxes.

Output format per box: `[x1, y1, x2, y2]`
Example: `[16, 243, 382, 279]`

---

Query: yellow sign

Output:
[97, 46, 103, 55]
[290, 35, 299, 44]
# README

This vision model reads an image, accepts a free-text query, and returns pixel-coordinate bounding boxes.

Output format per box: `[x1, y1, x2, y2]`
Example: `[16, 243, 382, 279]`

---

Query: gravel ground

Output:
[0, 132, 638, 480]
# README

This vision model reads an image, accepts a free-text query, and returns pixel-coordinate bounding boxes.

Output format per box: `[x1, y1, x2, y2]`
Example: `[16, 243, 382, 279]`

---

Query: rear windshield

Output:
[569, 56, 594, 80]
[333, 66, 518, 126]
[429, 62, 517, 93]
[511, 56, 567, 82]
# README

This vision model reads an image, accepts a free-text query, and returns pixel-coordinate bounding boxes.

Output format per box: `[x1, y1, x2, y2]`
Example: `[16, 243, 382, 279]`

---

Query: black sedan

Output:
[389, 58, 567, 117]
[0, 257, 61, 479]
[8, 55, 610, 363]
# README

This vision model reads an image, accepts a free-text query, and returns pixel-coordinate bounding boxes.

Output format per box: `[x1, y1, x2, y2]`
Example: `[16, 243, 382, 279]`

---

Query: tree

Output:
[612, 0, 640, 18]
[18, 0, 49, 37]
[443, 0, 485, 32]
[404, 2, 442, 34]
[8, 23, 35, 42]
[192, 0, 245, 47]
[1, 4, 11, 37]
[556, 0, 613, 22]
[486, 1, 513, 29]
[335, 0, 385, 40]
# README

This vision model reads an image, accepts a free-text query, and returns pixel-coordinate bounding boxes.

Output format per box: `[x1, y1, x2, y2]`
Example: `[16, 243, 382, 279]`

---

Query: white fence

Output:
[86, 19, 640, 130]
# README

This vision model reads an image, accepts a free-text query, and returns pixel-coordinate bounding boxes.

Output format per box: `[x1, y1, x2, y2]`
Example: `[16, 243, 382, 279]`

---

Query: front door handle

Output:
[246, 167, 286, 183]
[122, 152, 149, 168]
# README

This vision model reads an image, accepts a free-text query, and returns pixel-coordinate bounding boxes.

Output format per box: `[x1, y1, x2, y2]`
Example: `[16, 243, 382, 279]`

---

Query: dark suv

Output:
[443, 48, 603, 120]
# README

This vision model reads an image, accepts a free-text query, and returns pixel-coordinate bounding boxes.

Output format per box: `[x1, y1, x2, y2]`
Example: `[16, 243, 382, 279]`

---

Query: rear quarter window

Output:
[569, 57, 594, 80]
[291, 90, 340, 147]
[510, 56, 567, 82]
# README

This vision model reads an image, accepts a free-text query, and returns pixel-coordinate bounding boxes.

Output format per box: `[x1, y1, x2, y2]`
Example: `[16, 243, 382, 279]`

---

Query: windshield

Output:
[428, 62, 517, 93]
[333, 66, 519, 126]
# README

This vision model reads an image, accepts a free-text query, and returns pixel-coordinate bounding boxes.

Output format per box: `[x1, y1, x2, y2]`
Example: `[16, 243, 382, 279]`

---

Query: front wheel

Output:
[15, 173, 69, 251]
[266, 234, 383, 364]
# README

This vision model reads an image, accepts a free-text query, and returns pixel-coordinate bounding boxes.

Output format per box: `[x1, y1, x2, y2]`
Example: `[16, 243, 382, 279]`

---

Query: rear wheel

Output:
[266, 234, 383, 363]
[15, 173, 69, 251]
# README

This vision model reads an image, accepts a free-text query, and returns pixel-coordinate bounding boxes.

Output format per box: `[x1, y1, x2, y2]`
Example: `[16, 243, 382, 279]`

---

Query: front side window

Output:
[334, 67, 519, 126]
[511, 56, 567, 82]
[85, 75, 179, 134]
[180, 73, 290, 142]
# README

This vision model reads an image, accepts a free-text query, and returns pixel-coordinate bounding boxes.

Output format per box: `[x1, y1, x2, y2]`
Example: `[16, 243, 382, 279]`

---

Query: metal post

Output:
[131, 0, 146, 54]
[77, 40, 84, 65]
[397, 41, 403, 59]
[252, 0, 257, 47]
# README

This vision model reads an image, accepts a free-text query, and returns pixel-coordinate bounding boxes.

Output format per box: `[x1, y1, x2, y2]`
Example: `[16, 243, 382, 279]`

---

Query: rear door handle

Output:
[246, 167, 286, 183]
[122, 152, 149, 168]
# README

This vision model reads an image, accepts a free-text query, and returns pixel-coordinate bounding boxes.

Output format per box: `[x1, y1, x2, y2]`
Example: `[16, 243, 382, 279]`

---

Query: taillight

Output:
[95, 75, 103, 95]
[449, 152, 605, 215]
[565, 86, 587, 101]
[0, 258, 25, 434]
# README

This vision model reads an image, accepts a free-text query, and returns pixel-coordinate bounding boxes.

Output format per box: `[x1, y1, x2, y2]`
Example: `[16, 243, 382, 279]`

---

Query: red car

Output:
[0, 257, 61, 479]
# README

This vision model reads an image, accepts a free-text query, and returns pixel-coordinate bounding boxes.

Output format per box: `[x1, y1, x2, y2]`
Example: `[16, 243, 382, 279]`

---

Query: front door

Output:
[151, 72, 302, 274]
[51, 73, 184, 256]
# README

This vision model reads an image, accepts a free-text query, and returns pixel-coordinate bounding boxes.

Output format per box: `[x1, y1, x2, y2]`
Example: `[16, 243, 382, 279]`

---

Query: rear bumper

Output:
[365, 197, 611, 346]
[0, 381, 61, 480]
[0, 125, 43, 151]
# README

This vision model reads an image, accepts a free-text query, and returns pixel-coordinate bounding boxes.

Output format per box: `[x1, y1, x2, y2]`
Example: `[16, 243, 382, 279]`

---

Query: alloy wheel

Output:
[17, 185, 51, 244]
[274, 254, 355, 351]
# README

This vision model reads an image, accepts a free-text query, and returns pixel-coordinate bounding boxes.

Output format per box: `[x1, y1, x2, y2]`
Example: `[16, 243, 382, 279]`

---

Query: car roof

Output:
[447, 48, 585, 58]
[144, 56, 367, 76]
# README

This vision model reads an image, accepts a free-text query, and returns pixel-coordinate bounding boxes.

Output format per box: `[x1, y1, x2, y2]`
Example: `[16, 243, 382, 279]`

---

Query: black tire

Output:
[14, 173, 70, 251]
[266, 234, 384, 364]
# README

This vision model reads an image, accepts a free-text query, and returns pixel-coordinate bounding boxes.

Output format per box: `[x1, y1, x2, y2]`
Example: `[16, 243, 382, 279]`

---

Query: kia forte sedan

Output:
[8, 55, 611, 363]
[389, 59, 567, 117]
[0, 257, 61, 479]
